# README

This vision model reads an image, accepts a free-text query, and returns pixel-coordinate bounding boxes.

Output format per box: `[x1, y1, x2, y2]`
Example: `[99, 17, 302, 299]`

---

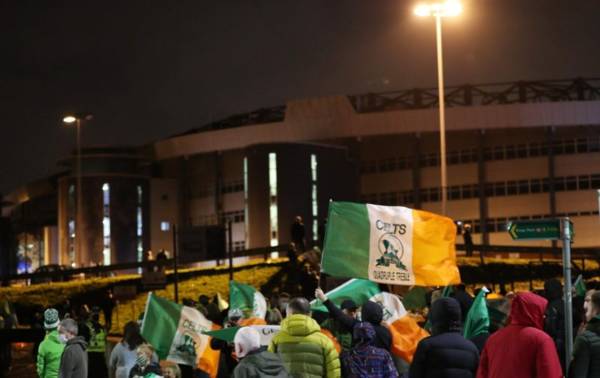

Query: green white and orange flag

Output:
[322, 202, 460, 286]
[311, 279, 429, 363]
[141, 293, 221, 378]
[229, 281, 267, 325]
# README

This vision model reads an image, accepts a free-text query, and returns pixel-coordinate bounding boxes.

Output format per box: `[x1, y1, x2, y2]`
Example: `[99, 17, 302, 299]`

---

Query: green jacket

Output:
[37, 330, 65, 378]
[569, 316, 600, 378]
[269, 314, 340, 378]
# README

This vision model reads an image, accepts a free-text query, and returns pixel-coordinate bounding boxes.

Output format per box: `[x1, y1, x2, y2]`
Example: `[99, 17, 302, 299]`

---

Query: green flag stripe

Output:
[141, 293, 182, 360]
[463, 290, 490, 339]
[311, 279, 380, 312]
[230, 281, 255, 314]
[203, 327, 240, 343]
[321, 202, 370, 278]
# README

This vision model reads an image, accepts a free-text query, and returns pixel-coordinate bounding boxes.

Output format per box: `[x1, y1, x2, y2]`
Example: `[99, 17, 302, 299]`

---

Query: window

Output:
[542, 178, 550, 193]
[566, 176, 577, 191]
[564, 140, 576, 154]
[268, 153, 278, 246]
[552, 141, 564, 155]
[518, 180, 529, 194]
[102, 183, 111, 266]
[517, 144, 528, 158]
[379, 158, 397, 172]
[483, 148, 493, 161]
[448, 186, 461, 200]
[579, 175, 590, 190]
[462, 185, 474, 199]
[589, 137, 600, 152]
[554, 177, 566, 192]
[577, 138, 589, 153]
[67, 184, 76, 265]
[160, 221, 170, 231]
[448, 151, 460, 165]
[505, 145, 516, 159]
[136, 186, 143, 269]
[243, 157, 249, 248]
[531, 179, 542, 193]
[397, 157, 409, 170]
[494, 182, 506, 196]
[591, 174, 600, 189]
[311, 154, 318, 241]
[506, 181, 517, 196]
[529, 143, 540, 157]
[493, 146, 504, 160]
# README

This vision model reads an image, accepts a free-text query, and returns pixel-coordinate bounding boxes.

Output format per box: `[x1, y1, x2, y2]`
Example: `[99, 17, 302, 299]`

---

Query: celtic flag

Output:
[141, 293, 221, 377]
[321, 202, 460, 286]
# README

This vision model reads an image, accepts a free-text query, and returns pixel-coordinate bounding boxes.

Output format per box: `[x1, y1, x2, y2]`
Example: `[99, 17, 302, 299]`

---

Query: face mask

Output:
[136, 354, 149, 367]
[59, 334, 69, 344]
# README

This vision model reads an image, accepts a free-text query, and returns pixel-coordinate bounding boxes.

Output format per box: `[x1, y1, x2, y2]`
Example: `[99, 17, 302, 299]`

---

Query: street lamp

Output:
[414, 0, 462, 216]
[63, 113, 93, 266]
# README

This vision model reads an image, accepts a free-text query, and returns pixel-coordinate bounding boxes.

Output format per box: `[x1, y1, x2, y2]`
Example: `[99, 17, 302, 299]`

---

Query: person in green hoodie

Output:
[269, 297, 340, 378]
[37, 308, 65, 378]
[570, 290, 600, 377]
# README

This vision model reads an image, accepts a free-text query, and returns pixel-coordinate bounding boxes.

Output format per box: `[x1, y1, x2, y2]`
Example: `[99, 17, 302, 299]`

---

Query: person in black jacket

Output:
[544, 278, 566, 371]
[409, 297, 479, 378]
[315, 288, 392, 351]
[569, 290, 600, 378]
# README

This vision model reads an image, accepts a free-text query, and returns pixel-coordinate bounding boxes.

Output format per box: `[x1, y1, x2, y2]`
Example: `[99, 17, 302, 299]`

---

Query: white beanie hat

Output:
[234, 327, 261, 358]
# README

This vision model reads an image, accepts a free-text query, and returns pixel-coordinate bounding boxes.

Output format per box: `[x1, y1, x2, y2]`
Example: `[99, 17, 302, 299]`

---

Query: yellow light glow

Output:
[63, 115, 77, 124]
[414, 0, 462, 17]
[444, 0, 463, 16]
[414, 4, 431, 17]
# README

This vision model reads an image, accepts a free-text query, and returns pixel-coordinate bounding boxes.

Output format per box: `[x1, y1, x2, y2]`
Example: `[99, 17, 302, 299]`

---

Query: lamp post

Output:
[414, 0, 462, 216]
[63, 113, 92, 266]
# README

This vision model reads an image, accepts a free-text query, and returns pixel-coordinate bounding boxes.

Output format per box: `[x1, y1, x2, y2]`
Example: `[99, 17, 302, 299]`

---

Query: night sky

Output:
[2, 0, 600, 194]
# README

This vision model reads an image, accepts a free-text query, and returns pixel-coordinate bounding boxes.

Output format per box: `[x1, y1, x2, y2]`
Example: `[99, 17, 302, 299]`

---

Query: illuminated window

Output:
[243, 157, 249, 249]
[68, 184, 76, 265]
[311, 154, 318, 241]
[137, 185, 143, 270]
[160, 221, 170, 231]
[268, 153, 278, 246]
[102, 183, 111, 265]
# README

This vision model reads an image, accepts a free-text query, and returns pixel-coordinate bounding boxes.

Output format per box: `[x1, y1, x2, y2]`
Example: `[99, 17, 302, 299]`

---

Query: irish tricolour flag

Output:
[229, 281, 267, 325]
[322, 202, 460, 286]
[141, 293, 221, 377]
[311, 279, 429, 363]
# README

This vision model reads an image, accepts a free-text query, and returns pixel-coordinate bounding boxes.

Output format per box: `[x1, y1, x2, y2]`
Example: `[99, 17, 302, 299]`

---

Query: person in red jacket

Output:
[477, 292, 562, 378]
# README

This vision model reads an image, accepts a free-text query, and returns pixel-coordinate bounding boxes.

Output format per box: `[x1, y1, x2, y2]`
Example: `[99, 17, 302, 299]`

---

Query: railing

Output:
[0, 244, 290, 283]
[349, 78, 600, 113]
[173, 78, 600, 136]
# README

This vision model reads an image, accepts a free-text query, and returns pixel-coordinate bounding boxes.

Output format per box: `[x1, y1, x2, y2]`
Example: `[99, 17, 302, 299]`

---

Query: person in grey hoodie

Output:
[58, 318, 88, 378]
[233, 327, 290, 378]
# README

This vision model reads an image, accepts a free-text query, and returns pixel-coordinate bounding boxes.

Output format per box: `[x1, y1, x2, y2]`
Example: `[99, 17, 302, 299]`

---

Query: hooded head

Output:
[361, 301, 383, 325]
[510, 292, 548, 330]
[353, 322, 376, 346]
[430, 297, 462, 335]
[544, 279, 562, 302]
[234, 327, 261, 359]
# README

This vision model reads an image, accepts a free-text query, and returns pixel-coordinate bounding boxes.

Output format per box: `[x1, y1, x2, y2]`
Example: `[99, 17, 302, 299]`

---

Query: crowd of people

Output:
[29, 276, 600, 378]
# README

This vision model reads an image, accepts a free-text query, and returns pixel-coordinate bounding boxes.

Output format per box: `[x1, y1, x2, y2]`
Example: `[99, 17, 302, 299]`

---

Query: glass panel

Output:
[268, 153, 278, 246]
[102, 183, 111, 266]
[579, 175, 590, 190]
[243, 157, 249, 248]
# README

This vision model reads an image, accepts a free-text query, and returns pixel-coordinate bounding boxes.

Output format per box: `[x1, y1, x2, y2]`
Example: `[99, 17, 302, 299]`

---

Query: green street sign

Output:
[508, 219, 562, 240]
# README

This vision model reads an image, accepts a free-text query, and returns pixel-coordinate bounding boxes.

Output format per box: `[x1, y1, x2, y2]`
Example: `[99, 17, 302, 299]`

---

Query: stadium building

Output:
[2, 78, 600, 274]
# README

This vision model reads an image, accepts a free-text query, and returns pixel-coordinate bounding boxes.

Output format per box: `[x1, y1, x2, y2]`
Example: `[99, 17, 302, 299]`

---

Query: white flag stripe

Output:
[367, 204, 415, 285]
